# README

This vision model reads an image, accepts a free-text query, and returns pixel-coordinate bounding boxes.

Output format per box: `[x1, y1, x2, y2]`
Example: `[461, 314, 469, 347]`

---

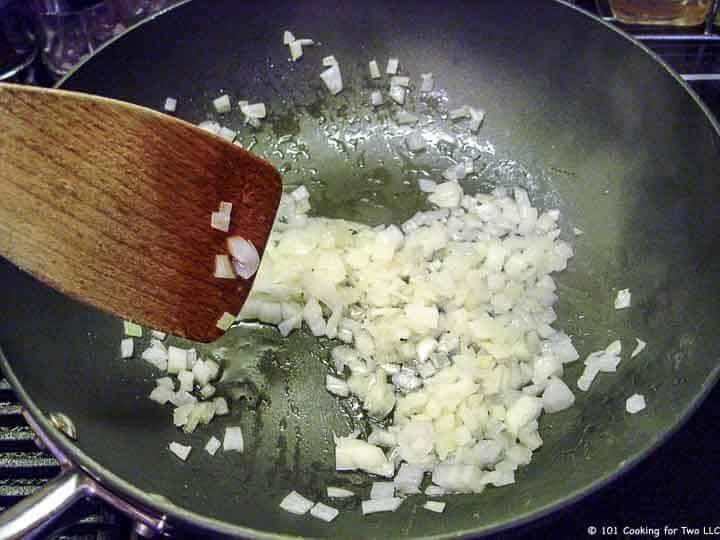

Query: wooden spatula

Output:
[0, 83, 282, 343]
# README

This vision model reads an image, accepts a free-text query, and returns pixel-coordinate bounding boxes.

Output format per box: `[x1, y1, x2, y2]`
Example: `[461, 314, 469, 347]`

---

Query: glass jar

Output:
[609, 0, 713, 26]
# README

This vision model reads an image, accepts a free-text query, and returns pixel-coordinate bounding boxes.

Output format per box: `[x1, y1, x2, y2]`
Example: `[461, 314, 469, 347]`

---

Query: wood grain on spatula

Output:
[0, 83, 281, 343]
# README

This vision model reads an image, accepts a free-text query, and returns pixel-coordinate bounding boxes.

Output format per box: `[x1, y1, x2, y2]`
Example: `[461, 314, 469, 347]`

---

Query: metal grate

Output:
[0, 378, 130, 539]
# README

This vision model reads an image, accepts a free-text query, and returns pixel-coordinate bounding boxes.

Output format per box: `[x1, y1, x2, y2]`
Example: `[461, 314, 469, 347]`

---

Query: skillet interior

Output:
[2, 1, 720, 537]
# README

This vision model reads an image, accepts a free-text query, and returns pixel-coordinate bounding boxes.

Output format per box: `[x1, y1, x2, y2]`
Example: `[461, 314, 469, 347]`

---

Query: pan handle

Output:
[0, 469, 92, 539]
[0, 466, 169, 539]
[0, 410, 169, 539]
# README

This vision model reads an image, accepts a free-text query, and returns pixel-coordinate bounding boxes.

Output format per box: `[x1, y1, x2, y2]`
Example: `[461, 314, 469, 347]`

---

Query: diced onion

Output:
[280, 491, 314, 515]
[289, 40, 303, 61]
[218, 126, 236, 142]
[124, 321, 142, 337]
[227, 236, 260, 279]
[120, 338, 134, 358]
[362, 498, 402, 515]
[283, 30, 295, 45]
[169, 442, 191, 461]
[241, 102, 267, 119]
[216, 312, 235, 331]
[211, 211, 231, 232]
[149, 385, 174, 405]
[631, 338, 647, 358]
[420, 72, 434, 92]
[320, 64, 343, 95]
[386, 58, 399, 75]
[541, 377, 575, 413]
[423, 501, 446, 513]
[369, 60, 381, 79]
[389, 86, 405, 105]
[370, 482, 395, 500]
[626, 393, 646, 414]
[390, 76, 410, 88]
[370, 91, 384, 107]
[205, 436, 221, 456]
[614, 288, 631, 309]
[167, 346, 188, 374]
[163, 97, 177, 112]
[177, 370, 194, 392]
[151, 330, 167, 340]
[327, 487, 355, 498]
[310, 502, 339, 522]
[396, 110, 418, 125]
[212, 95, 231, 113]
[417, 178, 437, 193]
[469, 107, 485, 132]
[326, 375, 350, 397]
[223, 426, 244, 452]
[322, 55, 338, 67]
[406, 132, 426, 152]
[214, 397, 230, 416]
[214, 254, 236, 279]
[449, 106, 470, 120]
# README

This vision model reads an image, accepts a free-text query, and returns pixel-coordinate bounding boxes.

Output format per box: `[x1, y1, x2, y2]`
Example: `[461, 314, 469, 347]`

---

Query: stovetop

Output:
[2, 2, 719, 539]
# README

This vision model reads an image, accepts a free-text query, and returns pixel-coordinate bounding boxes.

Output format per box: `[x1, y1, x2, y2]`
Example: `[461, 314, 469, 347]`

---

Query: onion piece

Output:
[241, 102, 266, 119]
[395, 110, 418, 125]
[361, 498, 402, 515]
[223, 426, 244, 452]
[163, 97, 177, 112]
[369, 59, 381, 79]
[216, 312, 235, 331]
[631, 338, 647, 358]
[289, 40, 303, 61]
[227, 236, 260, 279]
[283, 30, 295, 45]
[386, 57, 399, 75]
[406, 132, 426, 152]
[541, 377, 575, 413]
[335, 436, 394, 477]
[573, 227, 584, 236]
[212, 95, 231, 113]
[322, 55, 338, 67]
[177, 370, 194, 392]
[199, 384, 216, 399]
[197, 120, 221, 134]
[280, 491, 314, 515]
[167, 347, 188, 374]
[370, 90, 384, 107]
[149, 385, 174, 405]
[141, 342, 168, 371]
[389, 86, 405, 105]
[213, 397, 229, 416]
[320, 64, 343, 95]
[211, 211, 231, 232]
[449, 106, 471, 120]
[394, 463, 424, 494]
[124, 321, 142, 337]
[156, 376, 174, 389]
[168, 442, 191, 461]
[614, 288, 631, 309]
[423, 501, 446, 513]
[327, 486, 355, 498]
[424, 485, 446, 497]
[326, 375, 350, 397]
[370, 482, 395, 500]
[390, 76, 410, 88]
[626, 393, 646, 414]
[417, 178, 437, 193]
[151, 330, 167, 340]
[310, 502, 340, 522]
[214, 254, 236, 279]
[205, 436, 221, 456]
[296, 38, 314, 46]
[120, 338, 134, 359]
[218, 127, 236, 142]
[420, 72, 434, 92]
[469, 107, 485, 132]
